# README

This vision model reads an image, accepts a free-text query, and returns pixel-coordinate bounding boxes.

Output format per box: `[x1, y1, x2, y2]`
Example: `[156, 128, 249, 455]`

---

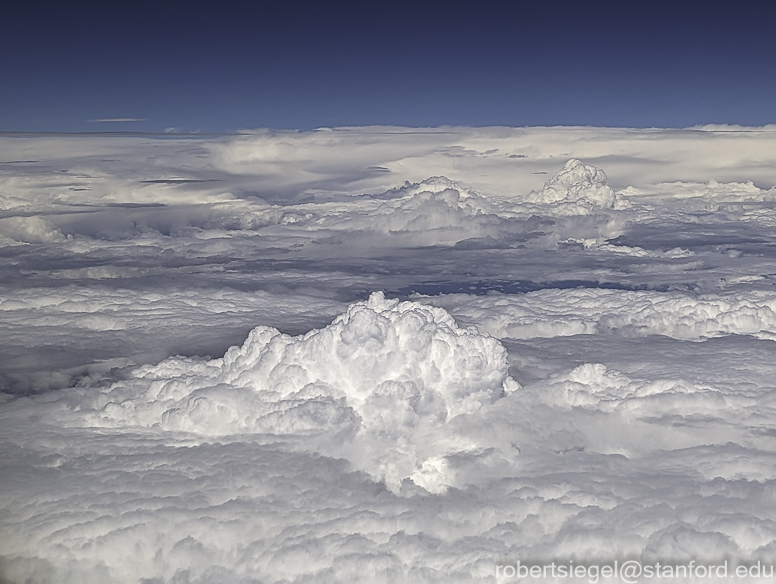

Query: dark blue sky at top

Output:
[2, 0, 774, 133]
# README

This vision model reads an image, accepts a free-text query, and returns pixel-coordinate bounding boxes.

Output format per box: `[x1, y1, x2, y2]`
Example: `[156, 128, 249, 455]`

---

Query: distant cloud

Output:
[87, 117, 145, 123]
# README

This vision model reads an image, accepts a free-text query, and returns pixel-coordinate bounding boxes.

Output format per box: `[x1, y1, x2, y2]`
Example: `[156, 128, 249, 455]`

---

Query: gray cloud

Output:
[2, 127, 776, 582]
[87, 118, 146, 123]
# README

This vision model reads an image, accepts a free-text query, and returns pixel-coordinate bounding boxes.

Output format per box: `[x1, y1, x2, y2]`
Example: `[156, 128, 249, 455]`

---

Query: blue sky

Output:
[2, 0, 774, 133]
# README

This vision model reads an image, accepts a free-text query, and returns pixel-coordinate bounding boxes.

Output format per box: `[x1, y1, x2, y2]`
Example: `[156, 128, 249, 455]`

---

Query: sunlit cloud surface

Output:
[2, 126, 776, 583]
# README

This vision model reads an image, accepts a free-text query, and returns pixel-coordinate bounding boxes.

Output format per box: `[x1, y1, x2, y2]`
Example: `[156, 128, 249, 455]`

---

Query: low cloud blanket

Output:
[2, 126, 776, 583]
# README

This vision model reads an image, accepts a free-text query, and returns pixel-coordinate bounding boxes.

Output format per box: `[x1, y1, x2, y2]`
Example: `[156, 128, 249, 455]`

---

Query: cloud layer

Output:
[4, 289, 776, 582]
[429, 288, 776, 341]
[2, 127, 776, 583]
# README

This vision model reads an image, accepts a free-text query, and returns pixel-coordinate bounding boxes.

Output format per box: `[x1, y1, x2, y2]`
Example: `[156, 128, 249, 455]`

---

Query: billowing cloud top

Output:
[41, 293, 515, 493]
[526, 158, 621, 210]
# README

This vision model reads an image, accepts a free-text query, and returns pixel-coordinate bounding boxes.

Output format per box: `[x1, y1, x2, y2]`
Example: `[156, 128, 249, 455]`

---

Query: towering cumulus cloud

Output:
[525, 159, 620, 210]
[59, 293, 516, 493]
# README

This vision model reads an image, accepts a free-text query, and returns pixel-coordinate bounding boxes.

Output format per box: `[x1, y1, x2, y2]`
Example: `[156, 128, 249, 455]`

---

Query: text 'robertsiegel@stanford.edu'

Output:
[495, 560, 774, 583]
